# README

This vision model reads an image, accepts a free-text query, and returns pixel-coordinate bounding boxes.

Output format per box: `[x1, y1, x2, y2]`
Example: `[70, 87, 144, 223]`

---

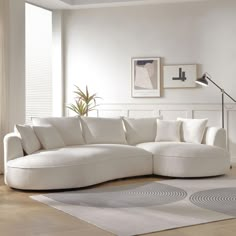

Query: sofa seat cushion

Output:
[136, 142, 230, 177]
[6, 144, 152, 190]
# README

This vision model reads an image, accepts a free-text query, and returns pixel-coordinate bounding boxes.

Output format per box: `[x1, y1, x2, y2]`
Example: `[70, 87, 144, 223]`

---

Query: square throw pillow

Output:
[32, 117, 85, 146]
[155, 120, 181, 142]
[81, 117, 127, 144]
[123, 117, 161, 145]
[177, 118, 208, 144]
[15, 124, 41, 155]
[33, 125, 65, 150]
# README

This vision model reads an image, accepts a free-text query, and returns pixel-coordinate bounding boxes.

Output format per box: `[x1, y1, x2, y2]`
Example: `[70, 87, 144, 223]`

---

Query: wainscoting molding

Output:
[95, 103, 236, 163]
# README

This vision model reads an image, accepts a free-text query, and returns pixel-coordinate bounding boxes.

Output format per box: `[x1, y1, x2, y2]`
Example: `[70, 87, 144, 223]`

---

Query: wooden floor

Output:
[1, 167, 236, 236]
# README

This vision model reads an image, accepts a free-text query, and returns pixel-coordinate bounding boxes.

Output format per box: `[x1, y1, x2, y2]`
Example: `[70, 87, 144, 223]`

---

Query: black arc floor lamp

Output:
[196, 73, 236, 129]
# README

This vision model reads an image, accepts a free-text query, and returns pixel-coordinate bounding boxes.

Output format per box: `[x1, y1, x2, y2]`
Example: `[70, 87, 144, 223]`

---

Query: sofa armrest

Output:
[4, 133, 24, 165]
[202, 127, 227, 149]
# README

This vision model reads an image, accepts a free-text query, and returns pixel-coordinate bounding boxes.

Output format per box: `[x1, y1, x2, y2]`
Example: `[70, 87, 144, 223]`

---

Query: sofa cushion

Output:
[15, 124, 41, 155]
[6, 144, 152, 190]
[177, 118, 208, 144]
[33, 125, 65, 150]
[81, 117, 127, 144]
[123, 117, 160, 145]
[32, 117, 85, 146]
[155, 120, 181, 142]
[137, 142, 225, 158]
[136, 142, 230, 177]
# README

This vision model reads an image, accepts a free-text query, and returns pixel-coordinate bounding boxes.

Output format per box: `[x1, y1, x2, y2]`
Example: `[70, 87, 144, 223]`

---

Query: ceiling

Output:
[27, 0, 209, 10]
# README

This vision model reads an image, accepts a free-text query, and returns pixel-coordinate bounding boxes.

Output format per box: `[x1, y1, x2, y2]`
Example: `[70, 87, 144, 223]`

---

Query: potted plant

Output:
[67, 85, 100, 116]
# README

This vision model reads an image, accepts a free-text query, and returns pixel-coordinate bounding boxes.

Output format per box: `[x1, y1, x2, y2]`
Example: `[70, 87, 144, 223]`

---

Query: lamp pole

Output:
[197, 73, 236, 129]
[221, 90, 224, 128]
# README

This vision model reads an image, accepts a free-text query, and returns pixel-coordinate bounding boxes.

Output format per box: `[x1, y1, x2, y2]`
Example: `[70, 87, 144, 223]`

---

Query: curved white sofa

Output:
[4, 117, 230, 190]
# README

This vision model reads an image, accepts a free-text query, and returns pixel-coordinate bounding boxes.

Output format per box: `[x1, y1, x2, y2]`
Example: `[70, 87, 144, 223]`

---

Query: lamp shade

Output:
[196, 74, 208, 87]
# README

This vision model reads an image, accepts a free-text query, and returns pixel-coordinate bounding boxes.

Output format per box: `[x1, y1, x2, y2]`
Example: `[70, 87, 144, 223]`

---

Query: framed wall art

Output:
[132, 57, 161, 97]
[163, 64, 197, 88]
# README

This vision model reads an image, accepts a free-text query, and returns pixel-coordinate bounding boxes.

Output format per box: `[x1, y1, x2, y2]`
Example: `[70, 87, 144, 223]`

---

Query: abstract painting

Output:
[132, 57, 161, 97]
[163, 64, 197, 88]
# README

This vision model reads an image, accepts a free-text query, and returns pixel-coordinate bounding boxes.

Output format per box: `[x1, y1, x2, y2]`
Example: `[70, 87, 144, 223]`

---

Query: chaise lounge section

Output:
[5, 143, 152, 190]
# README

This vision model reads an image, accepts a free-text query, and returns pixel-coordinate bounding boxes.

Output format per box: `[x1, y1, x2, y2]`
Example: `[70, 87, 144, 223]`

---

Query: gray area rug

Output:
[31, 177, 236, 236]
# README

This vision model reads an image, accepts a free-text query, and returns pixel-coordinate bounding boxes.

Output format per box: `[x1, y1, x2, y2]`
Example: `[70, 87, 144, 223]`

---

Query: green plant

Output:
[67, 85, 100, 116]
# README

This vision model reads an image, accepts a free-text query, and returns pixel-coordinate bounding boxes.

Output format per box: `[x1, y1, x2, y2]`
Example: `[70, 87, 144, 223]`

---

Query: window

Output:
[25, 3, 52, 123]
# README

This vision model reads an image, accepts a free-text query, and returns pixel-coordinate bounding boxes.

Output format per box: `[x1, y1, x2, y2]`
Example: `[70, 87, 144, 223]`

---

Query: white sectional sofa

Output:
[4, 117, 230, 190]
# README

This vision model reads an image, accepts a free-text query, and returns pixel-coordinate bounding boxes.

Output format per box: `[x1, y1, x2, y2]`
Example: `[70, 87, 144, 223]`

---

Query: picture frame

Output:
[131, 57, 161, 97]
[163, 64, 197, 88]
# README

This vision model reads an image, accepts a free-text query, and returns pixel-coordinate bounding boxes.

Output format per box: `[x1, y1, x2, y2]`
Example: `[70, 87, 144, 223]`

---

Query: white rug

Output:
[31, 177, 236, 236]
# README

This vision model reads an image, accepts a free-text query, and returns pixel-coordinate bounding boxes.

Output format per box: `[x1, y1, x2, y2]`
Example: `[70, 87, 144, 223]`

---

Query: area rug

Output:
[31, 177, 236, 236]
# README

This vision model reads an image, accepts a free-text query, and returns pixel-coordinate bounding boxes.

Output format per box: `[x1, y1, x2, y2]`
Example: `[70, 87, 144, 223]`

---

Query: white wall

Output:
[64, 0, 236, 105]
[63, 0, 236, 161]
[8, 0, 25, 130]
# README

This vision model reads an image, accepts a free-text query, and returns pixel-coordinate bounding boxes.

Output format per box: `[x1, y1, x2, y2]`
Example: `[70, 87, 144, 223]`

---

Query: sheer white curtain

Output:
[0, 0, 9, 173]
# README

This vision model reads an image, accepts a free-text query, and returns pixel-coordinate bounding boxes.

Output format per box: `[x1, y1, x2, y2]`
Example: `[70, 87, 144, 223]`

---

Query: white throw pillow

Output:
[32, 117, 85, 146]
[33, 125, 65, 150]
[81, 117, 127, 144]
[15, 124, 41, 155]
[155, 120, 181, 142]
[177, 118, 208, 144]
[123, 117, 161, 145]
